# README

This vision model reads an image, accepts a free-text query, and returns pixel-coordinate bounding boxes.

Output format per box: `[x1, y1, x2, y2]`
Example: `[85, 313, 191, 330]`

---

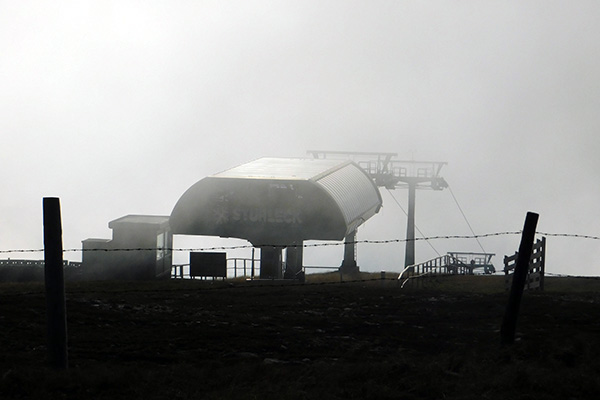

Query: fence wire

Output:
[1, 231, 599, 255]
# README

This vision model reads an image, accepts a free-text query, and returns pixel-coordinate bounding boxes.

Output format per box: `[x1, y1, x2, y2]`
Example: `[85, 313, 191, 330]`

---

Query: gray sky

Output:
[1, 1, 599, 275]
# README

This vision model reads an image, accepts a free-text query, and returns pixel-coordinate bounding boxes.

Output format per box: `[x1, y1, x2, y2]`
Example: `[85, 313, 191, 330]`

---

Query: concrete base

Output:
[339, 260, 360, 275]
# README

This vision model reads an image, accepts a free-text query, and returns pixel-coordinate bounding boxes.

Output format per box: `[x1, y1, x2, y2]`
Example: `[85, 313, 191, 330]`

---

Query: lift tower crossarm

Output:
[308, 150, 400, 189]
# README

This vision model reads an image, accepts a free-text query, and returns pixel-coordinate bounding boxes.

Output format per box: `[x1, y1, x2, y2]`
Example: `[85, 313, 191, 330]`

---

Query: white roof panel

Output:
[213, 157, 347, 180]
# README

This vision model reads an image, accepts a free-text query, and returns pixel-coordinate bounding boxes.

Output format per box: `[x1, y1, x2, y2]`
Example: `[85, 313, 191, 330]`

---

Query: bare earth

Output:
[1, 275, 599, 399]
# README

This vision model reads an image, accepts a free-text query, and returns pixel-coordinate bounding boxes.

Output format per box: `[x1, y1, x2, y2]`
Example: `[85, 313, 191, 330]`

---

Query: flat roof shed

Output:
[169, 157, 382, 246]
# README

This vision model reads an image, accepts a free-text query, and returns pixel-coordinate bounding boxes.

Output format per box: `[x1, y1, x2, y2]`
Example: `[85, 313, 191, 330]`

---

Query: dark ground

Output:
[1, 274, 599, 399]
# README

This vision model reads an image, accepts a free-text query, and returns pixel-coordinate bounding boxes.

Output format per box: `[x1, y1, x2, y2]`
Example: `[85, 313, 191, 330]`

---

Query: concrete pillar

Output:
[260, 246, 282, 279]
[404, 182, 416, 269]
[284, 242, 304, 280]
[340, 230, 359, 274]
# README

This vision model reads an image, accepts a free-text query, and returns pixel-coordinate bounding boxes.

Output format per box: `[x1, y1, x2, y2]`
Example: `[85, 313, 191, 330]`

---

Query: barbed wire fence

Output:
[2, 231, 599, 255]
[1, 231, 599, 280]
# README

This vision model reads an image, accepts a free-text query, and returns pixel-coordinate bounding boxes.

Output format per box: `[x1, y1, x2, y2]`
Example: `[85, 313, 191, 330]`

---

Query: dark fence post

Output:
[43, 197, 68, 369]
[539, 236, 546, 291]
[500, 211, 539, 345]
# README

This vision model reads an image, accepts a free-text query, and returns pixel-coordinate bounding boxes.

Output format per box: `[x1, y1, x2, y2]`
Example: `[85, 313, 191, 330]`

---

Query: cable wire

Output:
[385, 189, 441, 257]
[447, 184, 487, 254]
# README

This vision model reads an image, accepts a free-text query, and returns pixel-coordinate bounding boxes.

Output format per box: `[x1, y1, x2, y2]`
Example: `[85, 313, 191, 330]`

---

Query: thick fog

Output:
[1, 1, 599, 276]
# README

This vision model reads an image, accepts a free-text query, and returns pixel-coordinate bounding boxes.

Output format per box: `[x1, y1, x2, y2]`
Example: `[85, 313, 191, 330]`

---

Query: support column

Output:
[284, 242, 304, 281]
[340, 230, 359, 274]
[404, 182, 416, 269]
[260, 246, 282, 279]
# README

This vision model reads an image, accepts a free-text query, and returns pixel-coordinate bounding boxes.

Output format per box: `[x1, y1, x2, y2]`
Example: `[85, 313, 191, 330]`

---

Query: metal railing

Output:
[228, 257, 259, 278]
[398, 254, 471, 288]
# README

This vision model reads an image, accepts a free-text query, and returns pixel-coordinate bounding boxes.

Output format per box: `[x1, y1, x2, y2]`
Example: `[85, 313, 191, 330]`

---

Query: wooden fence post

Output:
[500, 211, 539, 345]
[43, 197, 68, 369]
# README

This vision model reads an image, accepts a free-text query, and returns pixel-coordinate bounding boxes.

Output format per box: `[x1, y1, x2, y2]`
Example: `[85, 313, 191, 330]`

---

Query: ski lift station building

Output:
[170, 157, 383, 279]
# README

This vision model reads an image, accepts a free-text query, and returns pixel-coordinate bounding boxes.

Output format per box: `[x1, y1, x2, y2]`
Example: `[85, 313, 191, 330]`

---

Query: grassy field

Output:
[1, 273, 599, 399]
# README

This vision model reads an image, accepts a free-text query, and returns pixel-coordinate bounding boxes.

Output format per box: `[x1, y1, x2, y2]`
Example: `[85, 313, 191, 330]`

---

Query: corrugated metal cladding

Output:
[213, 157, 349, 180]
[314, 163, 382, 234]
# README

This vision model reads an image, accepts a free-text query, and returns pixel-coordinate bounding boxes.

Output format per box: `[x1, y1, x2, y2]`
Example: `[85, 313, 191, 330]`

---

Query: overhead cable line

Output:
[385, 189, 441, 257]
[447, 184, 487, 254]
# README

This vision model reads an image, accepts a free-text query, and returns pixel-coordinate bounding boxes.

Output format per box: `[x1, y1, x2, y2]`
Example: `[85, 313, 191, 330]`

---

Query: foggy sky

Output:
[1, 1, 599, 276]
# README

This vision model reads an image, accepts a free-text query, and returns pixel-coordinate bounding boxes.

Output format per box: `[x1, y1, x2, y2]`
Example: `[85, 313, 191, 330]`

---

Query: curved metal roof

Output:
[170, 157, 382, 246]
[213, 157, 345, 180]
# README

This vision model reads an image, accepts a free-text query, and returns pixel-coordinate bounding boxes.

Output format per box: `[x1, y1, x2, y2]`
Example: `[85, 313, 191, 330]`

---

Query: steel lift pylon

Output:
[308, 150, 448, 269]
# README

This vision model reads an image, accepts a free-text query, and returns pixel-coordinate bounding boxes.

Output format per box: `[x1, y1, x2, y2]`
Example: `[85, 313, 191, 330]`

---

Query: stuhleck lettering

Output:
[214, 206, 302, 225]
